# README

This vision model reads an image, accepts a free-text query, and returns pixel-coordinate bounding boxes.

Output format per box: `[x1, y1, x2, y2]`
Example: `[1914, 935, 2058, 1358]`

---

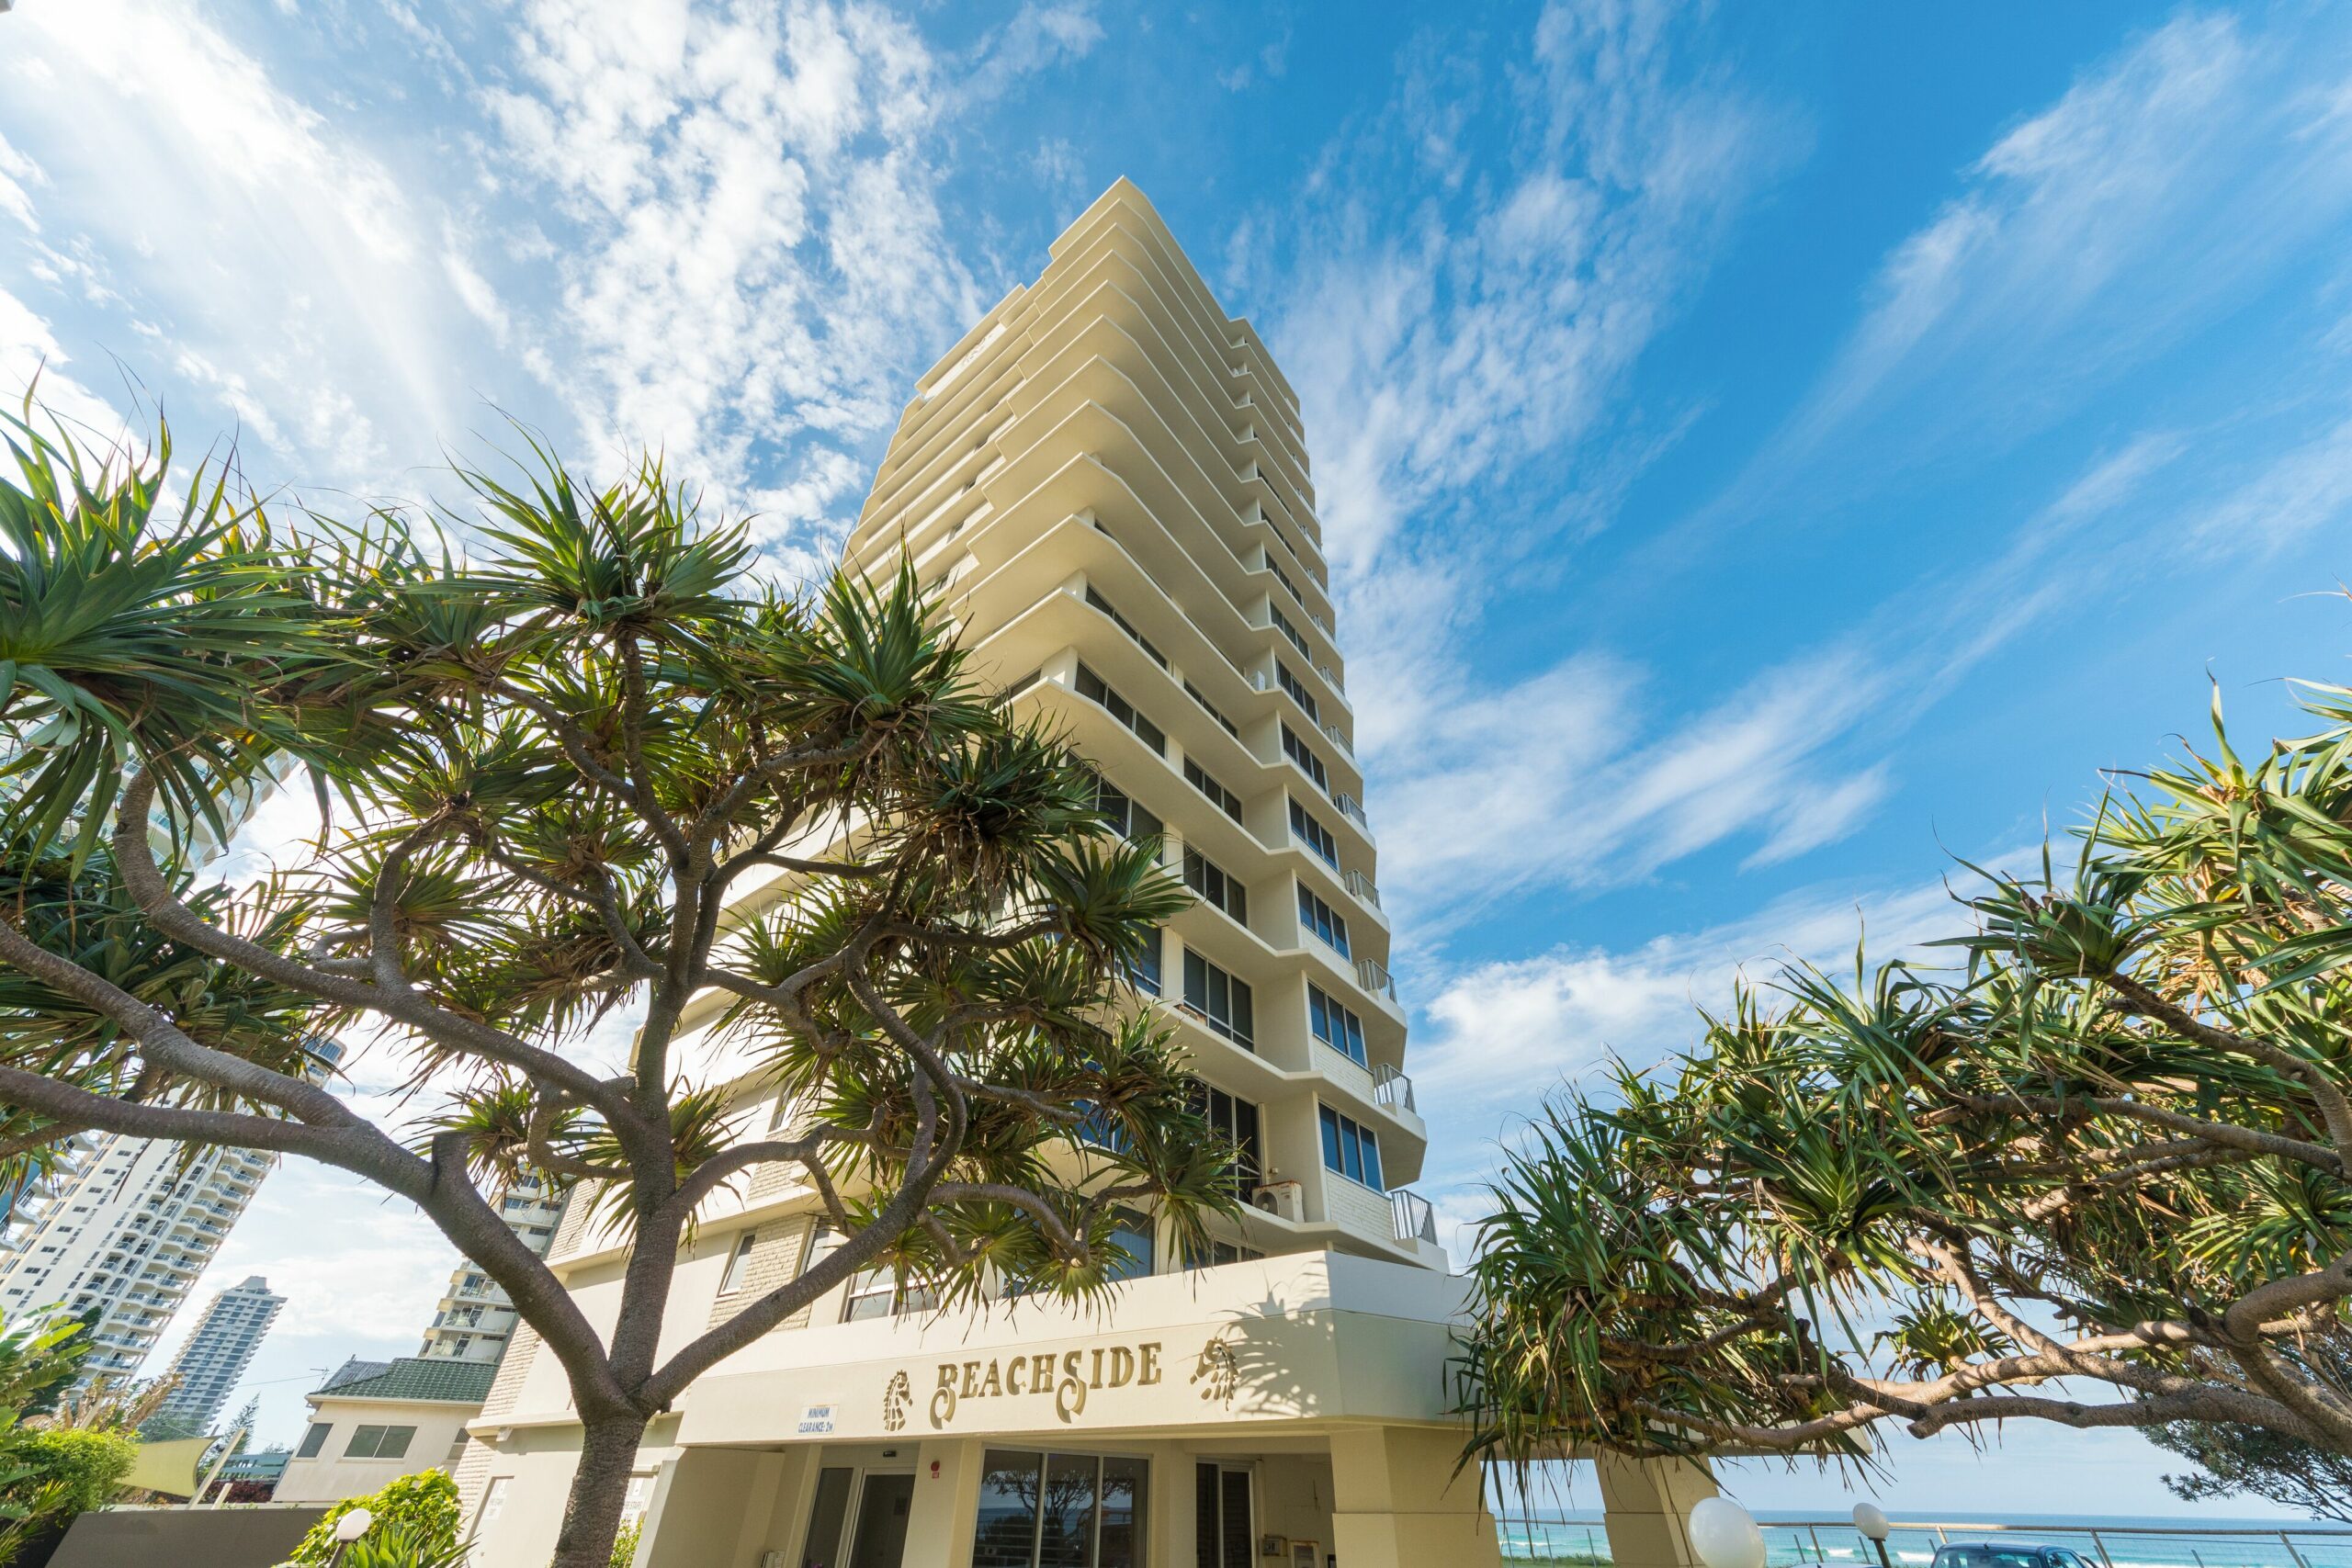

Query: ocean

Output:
[1496, 1512, 2352, 1568]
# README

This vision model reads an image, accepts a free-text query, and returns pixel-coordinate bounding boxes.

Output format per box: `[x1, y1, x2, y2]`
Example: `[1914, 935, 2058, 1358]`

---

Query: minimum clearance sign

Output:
[881, 1337, 1241, 1430]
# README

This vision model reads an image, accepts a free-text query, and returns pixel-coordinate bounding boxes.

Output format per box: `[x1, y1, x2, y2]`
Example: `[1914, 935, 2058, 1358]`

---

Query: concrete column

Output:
[639, 1448, 775, 1568]
[902, 1437, 982, 1568]
[1595, 1454, 1721, 1568]
[1148, 1443, 1196, 1568]
[1326, 1427, 1502, 1568]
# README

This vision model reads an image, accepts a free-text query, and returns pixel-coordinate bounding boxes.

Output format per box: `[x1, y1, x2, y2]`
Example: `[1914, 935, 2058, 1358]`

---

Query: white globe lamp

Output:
[326, 1506, 376, 1568]
[1689, 1496, 1767, 1568]
[1854, 1503, 1894, 1568]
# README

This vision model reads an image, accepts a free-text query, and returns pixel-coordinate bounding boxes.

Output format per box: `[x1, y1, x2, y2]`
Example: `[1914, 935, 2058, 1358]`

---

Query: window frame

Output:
[1318, 1105, 1386, 1191]
[1308, 984, 1368, 1066]
[1181, 949, 1255, 1050]
[1183, 848, 1249, 924]
[1295, 884, 1351, 957]
[1287, 796, 1340, 869]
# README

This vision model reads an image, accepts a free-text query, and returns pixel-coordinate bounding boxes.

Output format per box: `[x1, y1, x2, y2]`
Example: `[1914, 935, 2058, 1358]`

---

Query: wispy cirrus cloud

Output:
[1742, 8, 2352, 508]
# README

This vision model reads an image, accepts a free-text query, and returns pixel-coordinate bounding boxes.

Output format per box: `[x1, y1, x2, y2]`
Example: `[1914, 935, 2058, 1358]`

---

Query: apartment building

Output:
[458, 180, 1500, 1568]
[152, 1274, 284, 1434]
[0, 1136, 281, 1384]
[416, 1175, 569, 1364]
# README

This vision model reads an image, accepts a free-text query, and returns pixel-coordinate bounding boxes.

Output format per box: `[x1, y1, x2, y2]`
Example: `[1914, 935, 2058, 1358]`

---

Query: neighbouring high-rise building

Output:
[0, 1038, 341, 1387]
[460, 180, 1503, 1568]
[415, 1174, 569, 1364]
[152, 1274, 285, 1433]
[0, 1138, 280, 1384]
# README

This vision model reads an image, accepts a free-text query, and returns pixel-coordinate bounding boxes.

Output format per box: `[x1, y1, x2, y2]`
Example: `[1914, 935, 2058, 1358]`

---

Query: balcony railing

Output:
[1336, 793, 1368, 829]
[1357, 958, 1396, 1003]
[1390, 1189, 1437, 1247]
[1320, 720, 1351, 757]
[1372, 1063, 1416, 1116]
[1343, 869, 1380, 908]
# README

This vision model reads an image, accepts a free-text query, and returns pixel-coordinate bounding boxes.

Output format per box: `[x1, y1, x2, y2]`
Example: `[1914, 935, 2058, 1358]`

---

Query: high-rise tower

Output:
[462, 182, 1499, 1568]
[415, 1175, 569, 1364]
[0, 1138, 280, 1383]
[152, 1274, 284, 1433]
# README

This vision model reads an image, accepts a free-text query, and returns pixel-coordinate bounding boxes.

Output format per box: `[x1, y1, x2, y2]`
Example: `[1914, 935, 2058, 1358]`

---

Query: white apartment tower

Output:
[153, 1273, 285, 1433]
[464, 182, 1501, 1568]
[416, 1175, 569, 1364]
[0, 1136, 278, 1383]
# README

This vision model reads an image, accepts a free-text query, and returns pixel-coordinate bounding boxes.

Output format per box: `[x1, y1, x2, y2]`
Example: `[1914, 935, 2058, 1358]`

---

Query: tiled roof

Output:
[312, 1356, 497, 1405]
[318, 1357, 392, 1392]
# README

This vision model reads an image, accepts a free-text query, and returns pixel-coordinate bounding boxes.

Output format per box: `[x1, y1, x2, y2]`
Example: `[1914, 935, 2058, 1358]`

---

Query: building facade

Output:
[277, 1356, 500, 1505]
[0, 1136, 281, 1384]
[152, 1273, 285, 1434]
[416, 1175, 569, 1364]
[458, 180, 1502, 1568]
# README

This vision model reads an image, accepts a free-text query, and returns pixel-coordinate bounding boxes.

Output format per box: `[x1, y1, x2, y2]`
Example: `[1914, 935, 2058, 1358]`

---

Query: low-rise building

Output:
[274, 1357, 499, 1506]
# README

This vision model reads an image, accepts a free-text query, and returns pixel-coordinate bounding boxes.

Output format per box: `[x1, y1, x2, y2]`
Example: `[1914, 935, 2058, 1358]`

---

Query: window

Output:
[1125, 928, 1164, 998]
[1186, 1079, 1263, 1197]
[1106, 1209, 1155, 1283]
[1182, 758, 1242, 820]
[718, 1232, 757, 1294]
[1268, 604, 1309, 657]
[1084, 587, 1167, 669]
[1183, 680, 1239, 739]
[1309, 985, 1368, 1066]
[842, 1267, 939, 1323]
[1093, 777, 1164, 843]
[1319, 1106, 1385, 1191]
[345, 1425, 416, 1460]
[1296, 886, 1350, 957]
[974, 1450, 1148, 1568]
[1263, 551, 1302, 606]
[1280, 725, 1329, 792]
[1183, 850, 1248, 924]
[1180, 1236, 1265, 1269]
[1275, 661, 1318, 723]
[1181, 950, 1254, 1050]
[1075, 664, 1166, 753]
[296, 1422, 331, 1460]
[1288, 797, 1339, 869]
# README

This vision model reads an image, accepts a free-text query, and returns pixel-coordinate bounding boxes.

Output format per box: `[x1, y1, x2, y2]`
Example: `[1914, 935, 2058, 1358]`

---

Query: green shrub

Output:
[0, 1427, 137, 1565]
[284, 1471, 459, 1567]
[609, 1517, 640, 1568]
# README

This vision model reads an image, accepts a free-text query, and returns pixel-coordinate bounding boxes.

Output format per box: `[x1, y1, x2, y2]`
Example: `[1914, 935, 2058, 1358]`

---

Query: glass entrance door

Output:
[847, 1472, 916, 1568]
[1193, 1463, 1252, 1568]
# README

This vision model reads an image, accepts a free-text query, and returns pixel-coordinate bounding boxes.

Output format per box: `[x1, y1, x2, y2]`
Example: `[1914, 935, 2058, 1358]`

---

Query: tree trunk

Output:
[548, 1411, 648, 1568]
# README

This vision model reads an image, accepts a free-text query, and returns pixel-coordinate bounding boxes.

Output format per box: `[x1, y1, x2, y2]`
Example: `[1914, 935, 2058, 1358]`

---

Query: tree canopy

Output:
[0, 411, 1235, 1568]
[1460, 672, 2352, 1473]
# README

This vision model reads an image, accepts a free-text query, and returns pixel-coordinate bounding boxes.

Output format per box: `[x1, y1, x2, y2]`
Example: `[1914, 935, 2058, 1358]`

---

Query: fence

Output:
[1497, 1517, 2352, 1568]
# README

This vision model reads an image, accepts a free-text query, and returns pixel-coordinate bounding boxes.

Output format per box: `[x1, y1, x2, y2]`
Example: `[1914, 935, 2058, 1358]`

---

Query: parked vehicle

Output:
[1931, 1545, 2101, 1568]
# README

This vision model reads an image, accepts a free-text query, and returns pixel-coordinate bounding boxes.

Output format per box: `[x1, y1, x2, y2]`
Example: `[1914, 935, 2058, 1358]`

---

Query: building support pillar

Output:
[1595, 1454, 1721, 1568]
[1326, 1427, 1502, 1568]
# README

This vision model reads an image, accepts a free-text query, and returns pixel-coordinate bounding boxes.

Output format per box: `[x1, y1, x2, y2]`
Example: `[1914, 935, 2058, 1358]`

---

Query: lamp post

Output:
[1690, 1497, 1768, 1568]
[324, 1506, 375, 1568]
[1855, 1504, 1894, 1568]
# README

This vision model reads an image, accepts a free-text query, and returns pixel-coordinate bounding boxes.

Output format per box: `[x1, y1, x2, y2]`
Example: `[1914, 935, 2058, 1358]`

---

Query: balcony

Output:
[1356, 958, 1396, 1004]
[1390, 1189, 1438, 1247]
[1335, 793, 1369, 830]
[1372, 1064, 1417, 1117]
[1343, 869, 1380, 909]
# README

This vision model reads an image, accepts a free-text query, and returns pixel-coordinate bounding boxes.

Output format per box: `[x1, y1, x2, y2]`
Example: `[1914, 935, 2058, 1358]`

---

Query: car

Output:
[1930, 1544, 2100, 1568]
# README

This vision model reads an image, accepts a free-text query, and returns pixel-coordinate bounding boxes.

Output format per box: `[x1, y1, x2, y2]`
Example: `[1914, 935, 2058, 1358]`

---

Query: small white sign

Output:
[796, 1404, 835, 1436]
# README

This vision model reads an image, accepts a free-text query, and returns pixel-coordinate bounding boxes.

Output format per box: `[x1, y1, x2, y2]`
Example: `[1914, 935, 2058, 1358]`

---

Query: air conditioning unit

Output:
[1253, 1180, 1304, 1224]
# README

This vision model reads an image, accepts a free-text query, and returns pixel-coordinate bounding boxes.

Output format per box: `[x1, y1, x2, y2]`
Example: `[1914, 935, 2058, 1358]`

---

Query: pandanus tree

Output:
[0, 411, 1236, 1568]
[1461, 673, 2352, 1477]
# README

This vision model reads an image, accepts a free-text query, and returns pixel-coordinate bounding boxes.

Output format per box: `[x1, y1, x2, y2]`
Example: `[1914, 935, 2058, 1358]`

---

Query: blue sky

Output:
[7, 0, 2352, 1518]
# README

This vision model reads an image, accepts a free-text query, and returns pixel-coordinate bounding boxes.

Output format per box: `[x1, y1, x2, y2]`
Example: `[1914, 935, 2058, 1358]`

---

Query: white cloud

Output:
[0, 282, 122, 439]
[1752, 9, 2352, 496]
[2, 0, 527, 488]
[2194, 410, 2352, 548]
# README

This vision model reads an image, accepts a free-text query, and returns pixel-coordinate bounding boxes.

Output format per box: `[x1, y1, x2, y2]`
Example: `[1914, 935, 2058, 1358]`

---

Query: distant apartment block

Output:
[0, 1137, 280, 1382]
[153, 1274, 284, 1432]
[415, 1175, 568, 1364]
